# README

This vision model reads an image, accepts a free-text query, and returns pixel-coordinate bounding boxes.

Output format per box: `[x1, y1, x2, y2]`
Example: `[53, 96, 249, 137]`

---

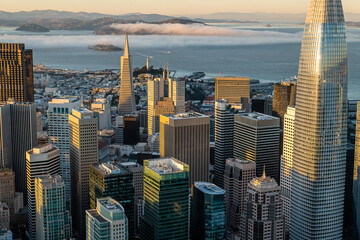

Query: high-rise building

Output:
[120, 162, 143, 235]
[118, 34, 136, 115]
[69, 108, 98, 237]
[0, 101, 38, 201]
[223, 158, 256, 235]
[272, 81, 296, 128]
[214, 99, 242, 187]
[168, 78, 186, 113]
[290, 0, 348, 239]
[344, 144, 356, 239]
[280, 106, 295, 234]
[354, 101, 360, 237]
[234, 112, 280, 182]
[115, 116, 124, 144]
[26, 144, 60, 240]
[190, 182, 226, 240]
[215, 77, 250, 110]
[0, 230, 12, 240]
[0, 43, 34, 102]
[0, 169, 15, 220]
[123, 114, 140, 145]
[140, 158, 189, 240]
[160, 112, 210, 184]
[86, 197, 128, 240]
[240, 169, 284, 240]
[0, 202, 9, 230]
[35, 174, 72, 240]
[91, 98, 111, 130]
[47, 96, 81, 200]
[251, 95, 273, 115]
[89, 162, 135, 239]
[148, 78, 164, 136]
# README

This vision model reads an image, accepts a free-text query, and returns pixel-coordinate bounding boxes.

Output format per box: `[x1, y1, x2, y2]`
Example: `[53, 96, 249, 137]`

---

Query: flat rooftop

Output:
[98, 198, 124, 213]
[86, 209, 108, 223]
[29, 144, 57, 155]
[194, 182, 225, 195]
[237, 112, 278, 121]
[147, 158, 187, 175]
[93, 162, 129, 176]
[166, 112, 207, 120]
[49, 96, 80, 104]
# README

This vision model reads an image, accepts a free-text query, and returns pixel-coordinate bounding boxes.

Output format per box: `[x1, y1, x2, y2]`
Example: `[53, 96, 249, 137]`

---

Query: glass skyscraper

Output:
[290, 0, 348, 239]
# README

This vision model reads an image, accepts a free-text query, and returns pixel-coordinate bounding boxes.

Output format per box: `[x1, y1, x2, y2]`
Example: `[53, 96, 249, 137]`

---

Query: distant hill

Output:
[16, 23, 49, 32]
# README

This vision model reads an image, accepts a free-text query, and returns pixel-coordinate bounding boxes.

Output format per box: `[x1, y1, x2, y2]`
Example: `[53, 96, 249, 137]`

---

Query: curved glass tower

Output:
[290, 0, 348, 239]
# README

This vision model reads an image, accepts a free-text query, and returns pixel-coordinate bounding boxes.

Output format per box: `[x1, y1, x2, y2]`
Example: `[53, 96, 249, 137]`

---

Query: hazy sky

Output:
[3, 0, 360, 15]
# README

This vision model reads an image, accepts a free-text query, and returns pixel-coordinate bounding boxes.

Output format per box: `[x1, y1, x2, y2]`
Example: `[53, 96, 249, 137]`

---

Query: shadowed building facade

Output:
[290, 0, 348, 239]
[0, 43, 34, 102]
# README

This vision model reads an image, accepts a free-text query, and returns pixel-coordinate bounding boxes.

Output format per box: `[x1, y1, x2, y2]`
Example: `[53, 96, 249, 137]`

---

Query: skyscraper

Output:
[35, 174, 72, 240]
[91, 98, 111, 130]
[215, 77, 250, 111]
[118, 34, 136, 115]
[240, 169, 284, 240]
[0, 203, 9, 230]
[234, 112, 280, 182]
[0, 169, 15, 221]
[89, 162, 135, 239]
[354, 101, 360, 236]
[190, 182, 226, 240]
[0, 101, 38, 199]
[86, 198, 128, 240]
[214, 99, 241, 187]
[0, 105, 12, 169]
[272, 81, 296, 128]
[223, 158, 256, 236]
[47, 96, 81, 200]
[160, 112, 210, 184]
[0, 43, 34, 102]
[140, 158, 189, 240]
[290, 0, 348, 239]
[123, 114, 140, 145]
[280, 106, 295, 234]
[168, 78, 186, 113]
[26, 144, 60, 240]
[69, 108, 98, 237]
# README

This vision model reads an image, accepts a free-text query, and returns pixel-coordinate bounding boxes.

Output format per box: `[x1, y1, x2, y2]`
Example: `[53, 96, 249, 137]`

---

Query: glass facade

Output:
[140, 158, 189, 240]
[191, 182, 226, 240]
[290, 0, 348, 239]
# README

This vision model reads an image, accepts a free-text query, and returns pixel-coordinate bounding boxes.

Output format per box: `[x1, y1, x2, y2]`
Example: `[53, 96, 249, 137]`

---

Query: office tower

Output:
[0, 105, 12, 169]
[86, 198, 128, 240]
[214, 99, 241, 187]
[272, 81, 296, 128]
[251, 95, 273, 115]
[0, 169, 15, 220]
[69, 108, 98, 237]
[91, 98, 111, 130]
[139, 109, 147, 129]
[35, 174, 72, 240]
[115, 116, 124, 144]
[240, 169, 283, 240]
[89, 162, 135, 238]
[0, 203, 9, 230]
[37, 131, 48, 146]
[26, 144, 60, 240]
[280, 106, 295, 234]
[140, 158, 189, 240]
[215, 77, 250, 109]
[348, 100, 358, 144]
[0, 101, 38, 200]
[36, 112, 42, 132]
[223, 159, 256, 235]
[148, 78, 164, 135]
[190, 182, 226, 240]
[118, 34, 136, 115]
[47, 96, 81, 200]
[354, 101, 360, 237]
[123, 114, 140, 145]
[160, 112, 210, 184]
[0, 43, 34, 102]
[234, 112, 280, 182]
[344, 145, 356, 239]
[290, 0, 348, 239]
[120, 162, 143, 235]
[168, 78, 186, 113]
[0, 230, 12, 240]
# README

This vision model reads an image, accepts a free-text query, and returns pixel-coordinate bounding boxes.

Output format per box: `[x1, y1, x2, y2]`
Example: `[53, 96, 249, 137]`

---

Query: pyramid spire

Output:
[123, 33, 129, 57]
[262, 165, 266, 179]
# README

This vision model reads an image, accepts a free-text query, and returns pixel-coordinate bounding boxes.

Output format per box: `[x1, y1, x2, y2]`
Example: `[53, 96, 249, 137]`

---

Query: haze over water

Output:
[1, 23, 359, 99]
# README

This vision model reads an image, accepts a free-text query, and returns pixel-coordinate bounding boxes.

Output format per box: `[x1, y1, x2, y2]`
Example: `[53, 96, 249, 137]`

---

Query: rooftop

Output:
[237, 112, 278, 121]
[93, 162, 129, 176]
[250, 166, 279, 190]
[194, 182, 225, 195]
[86, 209, 108, 223]
[98, 197, 124, 213]
[29, 144, 57, 155]
[166, 111, 207, 119]
[147, 158, 187, 175]
[49, 96, 80, 104]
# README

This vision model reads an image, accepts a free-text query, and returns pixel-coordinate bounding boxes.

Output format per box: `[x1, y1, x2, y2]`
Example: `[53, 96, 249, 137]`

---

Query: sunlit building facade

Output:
[290, 0, 348, 239]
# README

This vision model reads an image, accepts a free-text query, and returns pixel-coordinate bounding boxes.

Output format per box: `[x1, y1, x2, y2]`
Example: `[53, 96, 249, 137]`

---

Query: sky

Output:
[2, 0, 360, 15]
